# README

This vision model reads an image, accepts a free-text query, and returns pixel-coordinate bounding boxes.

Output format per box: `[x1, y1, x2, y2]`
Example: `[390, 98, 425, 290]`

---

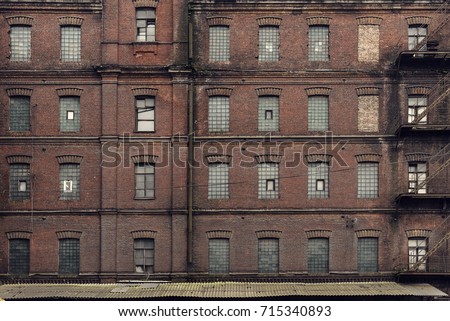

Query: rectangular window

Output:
[61, 26, 81, 62]
[208, 96, 229, 132]
[259, 26, 279, 62]
[60, 97, 80, 132]
[10, 96, 30, 132]
[308, 162, 329, 199]
[308, 96, 329, 131]
[9, 163, 30, 200]
[209, 26, 230, 62]
[136, 97, 155, 132]
[258, 96, 279, 132]
[9, 239, 30, 275]
[136, 9, 156, 42]
[258, 238, 279, 273]
[408, 163, 427, 194]
[134, 238, 154, 273]
[408, 96, 427, 124]
[358, 162, 379, 198]
[308, 26, 329, 61]
[135, 163, 155, 199]
[408, 25, 427, 50]
[208, 238, 229, 274]
[208, 163, 229, 200]
[59, 238, 80, 275]
[10, 25, 31, 61]
[358, 237, 378, 272]
[59, 163, 80, 200]
[408, 238, 428, 271]
[258, 163, 279, 199]
[308, 238, 329, 274]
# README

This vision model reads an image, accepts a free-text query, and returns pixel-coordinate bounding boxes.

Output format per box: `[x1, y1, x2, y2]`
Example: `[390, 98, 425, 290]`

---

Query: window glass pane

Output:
[358, 238, 378, 272]
[134, 238, 154, 273]
[135, 163, 155, 198]
[208, 96, 229, 132]
[258, 96, 279, 131]
[59, 163, 80, 200]
[9, 163, 30, 200]
[9, 239, 30, 275]
[208, 163, 229, 199]
[10, 26, 31, 61]
[308, 96, 328, 131]
[308, 162, 329, 198]
[308, 238, 329, 273]
[258, 238, 279, 273]
[259, 26, 280, 61]
[408, 238, 428, 271]
[59, 238, 80, 275]
[136, 97, 155, 132]
[10, 96, 30, 132]
[408, 25, 427, 50]
[208, 239, 229, 274]
[209, 26, 230, 62]
[308, 26, 329, 61]
[408, 163, 427, 194]
[258, 163, 278, 199]
[358, 162, 379, 198]
[136, 9, 156, 42]
[60, 97, 80, 132]
[61, 26, 81, 62]
[408, 96, 427, 124]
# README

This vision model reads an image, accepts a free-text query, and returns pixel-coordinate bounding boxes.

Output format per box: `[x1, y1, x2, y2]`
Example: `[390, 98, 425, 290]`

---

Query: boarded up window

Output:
[358, 95, 379, 132]
[358, 25, 379, 62]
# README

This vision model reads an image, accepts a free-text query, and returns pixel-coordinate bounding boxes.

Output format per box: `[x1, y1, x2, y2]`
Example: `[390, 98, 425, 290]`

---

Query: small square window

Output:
[265, 110, 273, 120]
[67, 111, 75, 120]
[316, 179, 325, 191]
[266, 179, 275, 191]
[63, 180, 73, 192]
[18, 180, 27, 192]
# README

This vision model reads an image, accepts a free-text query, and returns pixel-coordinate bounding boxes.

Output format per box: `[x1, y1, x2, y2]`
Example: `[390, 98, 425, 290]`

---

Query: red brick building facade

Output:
[1, 0, 449, 295]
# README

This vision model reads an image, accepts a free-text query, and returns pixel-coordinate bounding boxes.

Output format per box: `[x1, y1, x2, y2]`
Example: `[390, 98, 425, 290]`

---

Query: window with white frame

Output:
[134, 238, 154, 273]
[136, 97, 155, 132]
[258, 162, 279, 199]
[61, 26, 81, 62]
[209, 25, 230, 62]
[308, 96, 329, 131]
[259, 25, 279, 62]
[208, 95, 229, 132]
[308, 25, 329, 61]
[408, 25, 427, 50]
[59, 163, 80, 200]
[357, 162, 379, 198]
[136, 8, 156, 42]
[9, 163, 30, 200]
[408, 162, 427, 194]
[358, 237, 378, 272]
[60, 96, 80, 132]
[308, 162, 329, 199]
[408, 237, 428, 271]
[208, 238, 229, 274]
[258, 96, 279, 132]
[8, 239, 30, 275]
[208, 163, 229, 199]
[135, 163, 155, 199]
[9, 96, 30, 132]
[10, 25, 31, 61]
[258, 238, 279, 273]
[408, 96, 427, 124]
[307, 238, 329, 274]
[59, 238, 80, 275]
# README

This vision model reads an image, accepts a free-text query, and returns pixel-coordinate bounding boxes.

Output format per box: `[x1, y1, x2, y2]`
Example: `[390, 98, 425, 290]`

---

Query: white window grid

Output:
[408, 162, 427, 194]
[134, 238, 154, 273]
[308, 25, 329, 61]
[258, 96, 279, 131]
[136, 97, 155, 132]
[10, 25, 31, 61]
[10, 96, 30, 132]
[259, 26, 280, 62]
[408, 96, 427, 124]
[61, 26, 81, 62]
[307, 238, 329, 274]
[258, 238, 279, 273]
[408, 238, 428, 271]
[208, 163, 229, 200]
[60, 96, 80, 132]
[209, 26, 230, 62]
[59, 163, 80, 200]
[258, 163, 279, 199]
[357, 237, 378, 272]
[408, 25, 427, 50]
[308, 96, 329, 131]
[9, 163, 30, 200]
[208, 238, 229, 274]
[357, 162, 379, 198]
[308, 162, 329, 199]
[208, 96, 230, 132]
[136, 9, 156, 42]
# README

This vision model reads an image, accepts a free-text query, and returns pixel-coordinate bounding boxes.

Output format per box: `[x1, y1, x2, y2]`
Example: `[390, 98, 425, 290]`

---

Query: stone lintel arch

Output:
[6, 231, 32, 239]
[305, 230, 332, 239]
[131, 230, 157, 239]
[206, 230, 232, 239]
[256, 230, 282, 239]
[56, 231, 82, 239]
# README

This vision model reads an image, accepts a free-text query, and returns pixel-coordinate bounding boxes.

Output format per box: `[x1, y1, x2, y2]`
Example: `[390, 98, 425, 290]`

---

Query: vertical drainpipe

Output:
[187, 8, 194, 264]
